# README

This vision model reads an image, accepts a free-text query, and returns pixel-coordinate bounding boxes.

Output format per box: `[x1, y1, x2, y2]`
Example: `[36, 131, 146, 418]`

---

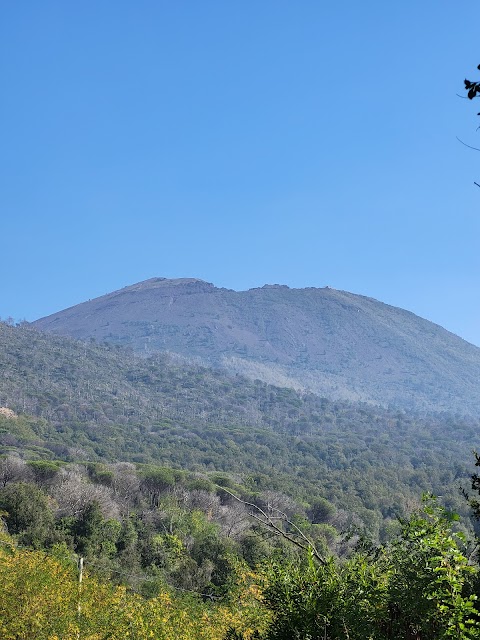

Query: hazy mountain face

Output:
[33, 277, 480, 415]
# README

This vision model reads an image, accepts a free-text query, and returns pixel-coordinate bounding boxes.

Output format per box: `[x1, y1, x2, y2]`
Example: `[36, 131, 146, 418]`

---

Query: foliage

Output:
[1, 323, 480, 637]
[0, 533, 80, 639]
[0, 482, 56, 548]
[465, 65, 480, 102]
[2, 464, 479, 639]
[385, 497, 478, 639]
[0, 531, 267, 640]
[27, 460, 62, 482]
[260, 498, 479, 639]
[0, 320, 478, 535]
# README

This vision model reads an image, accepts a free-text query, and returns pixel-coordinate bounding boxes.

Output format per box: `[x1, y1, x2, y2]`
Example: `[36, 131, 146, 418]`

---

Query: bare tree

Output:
[217, 501, 250, 539]
[185, 489, 221, 517]
[52, 466, 119, 519]
[110, 462, 140, 514]
[0, 454, 31, 487]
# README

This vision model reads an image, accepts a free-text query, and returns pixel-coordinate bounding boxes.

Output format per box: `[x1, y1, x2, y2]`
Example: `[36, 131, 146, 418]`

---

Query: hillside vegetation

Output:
[1, 496, 480, 639]
[2, 320, 480, 637]
[0, 321, 478, 534]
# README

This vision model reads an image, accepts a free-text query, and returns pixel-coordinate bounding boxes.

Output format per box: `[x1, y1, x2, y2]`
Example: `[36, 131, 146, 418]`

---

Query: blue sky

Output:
[1, 1, 480, 345]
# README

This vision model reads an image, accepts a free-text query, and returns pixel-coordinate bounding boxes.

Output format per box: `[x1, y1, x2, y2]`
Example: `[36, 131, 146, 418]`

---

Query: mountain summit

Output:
[33, 278, 480, 414]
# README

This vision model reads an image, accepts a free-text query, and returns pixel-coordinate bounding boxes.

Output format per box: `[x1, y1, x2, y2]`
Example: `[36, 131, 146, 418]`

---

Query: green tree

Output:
[260, 497, 479, 640]
[140, 467, 176, 508]
[385, 497, 478, 639]
[0, 482, 55, 548]
[27, 460, 61, 484]
[71, 501, 121, 560]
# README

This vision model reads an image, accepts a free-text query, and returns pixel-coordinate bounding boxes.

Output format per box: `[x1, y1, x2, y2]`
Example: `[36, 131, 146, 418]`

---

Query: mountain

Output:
[33, 277, 480, 415]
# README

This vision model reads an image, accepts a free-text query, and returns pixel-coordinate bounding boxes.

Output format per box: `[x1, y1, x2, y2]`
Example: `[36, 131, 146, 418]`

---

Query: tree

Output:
[71, 500, 121, 560]
[385, 497, 478, 639]
[0, 482, 55, 548]
[27, 460, 61, 485]
[260, 497, 479, 640]
[0, 454, 31, 487]
[463, 451, 480, 522]
[52, 466, 118, 519]
[140, 467, 176, 508]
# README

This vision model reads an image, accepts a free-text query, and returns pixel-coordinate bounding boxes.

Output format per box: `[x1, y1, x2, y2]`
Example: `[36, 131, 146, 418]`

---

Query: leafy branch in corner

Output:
[460, 64, 480, 186]
[465, 64, 480, 103]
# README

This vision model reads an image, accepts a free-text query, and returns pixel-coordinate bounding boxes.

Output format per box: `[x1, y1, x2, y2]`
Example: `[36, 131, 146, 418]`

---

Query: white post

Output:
[76, 557, 84, 640]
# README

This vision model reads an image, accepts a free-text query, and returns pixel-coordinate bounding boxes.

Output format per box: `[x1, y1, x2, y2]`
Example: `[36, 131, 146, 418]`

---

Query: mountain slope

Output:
[33, 278, 480, 414]
[1, 321, 479, 531]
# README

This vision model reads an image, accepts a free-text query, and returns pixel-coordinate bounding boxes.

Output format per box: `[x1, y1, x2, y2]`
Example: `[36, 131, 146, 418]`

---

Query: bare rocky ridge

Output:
[33, 277, 480, 414]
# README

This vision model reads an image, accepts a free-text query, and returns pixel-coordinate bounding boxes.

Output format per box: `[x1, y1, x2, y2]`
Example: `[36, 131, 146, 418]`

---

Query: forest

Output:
[2, 322, 480, 637]
[2, 454, 480, 638]
[1, 322, 478, 534]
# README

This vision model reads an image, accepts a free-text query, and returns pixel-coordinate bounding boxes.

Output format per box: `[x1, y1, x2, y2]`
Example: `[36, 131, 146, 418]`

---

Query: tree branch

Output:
[456, 136, 480, 152]
[216, 485, 326, 565]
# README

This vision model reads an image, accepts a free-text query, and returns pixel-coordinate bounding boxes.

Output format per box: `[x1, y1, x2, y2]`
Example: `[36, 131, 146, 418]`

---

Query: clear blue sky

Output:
[1, 1, 480, 345]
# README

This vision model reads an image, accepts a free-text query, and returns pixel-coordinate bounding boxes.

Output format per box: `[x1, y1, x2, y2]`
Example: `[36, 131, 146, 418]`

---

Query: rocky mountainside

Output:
[33, 277, 480, 415]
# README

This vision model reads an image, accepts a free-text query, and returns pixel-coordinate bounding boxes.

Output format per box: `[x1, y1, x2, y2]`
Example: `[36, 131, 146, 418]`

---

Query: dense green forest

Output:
[0, 322, 478, 536]
[2, 321, 480, 637]
[2, 476, 480, 638]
